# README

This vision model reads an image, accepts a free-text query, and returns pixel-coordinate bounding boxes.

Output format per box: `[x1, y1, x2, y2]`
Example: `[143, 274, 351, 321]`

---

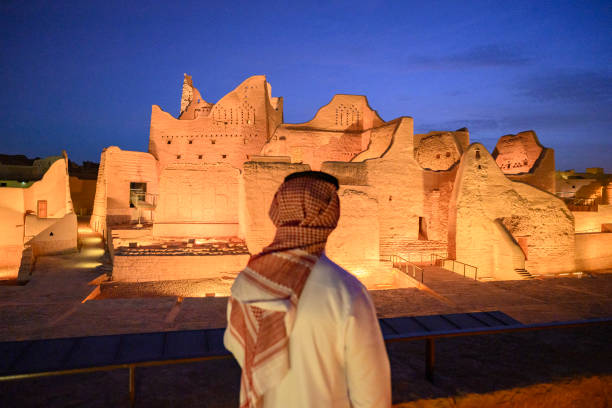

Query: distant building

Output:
[0, 152, 77, 281]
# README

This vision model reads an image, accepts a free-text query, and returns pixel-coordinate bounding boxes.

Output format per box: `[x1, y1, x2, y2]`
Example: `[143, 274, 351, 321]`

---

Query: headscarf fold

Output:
[225, 173, 340, 408]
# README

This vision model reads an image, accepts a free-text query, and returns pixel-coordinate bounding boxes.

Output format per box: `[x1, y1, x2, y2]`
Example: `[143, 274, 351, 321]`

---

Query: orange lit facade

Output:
[89, 75, 612, 286]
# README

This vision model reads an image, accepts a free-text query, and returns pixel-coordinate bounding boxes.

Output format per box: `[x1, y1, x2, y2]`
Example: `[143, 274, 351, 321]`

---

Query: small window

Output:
[0, 182, 6, 187]
[436, 154, 441, 159]
[177, 155, 181, 159]
[222, 154, 227, 159]
[211, 140, 216, 145]
[198, 155, 203, 160]
[475, 150, 481, 159]
[445, 152, 451, 157]
[189, 140, 193, 144]
[167, 140, 171, 144]
[129, 183, 146, 208]
[279, 136, 286, 141]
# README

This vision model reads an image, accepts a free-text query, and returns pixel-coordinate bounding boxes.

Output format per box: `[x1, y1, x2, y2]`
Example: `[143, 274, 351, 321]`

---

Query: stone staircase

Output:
[515, 268, 535, 279]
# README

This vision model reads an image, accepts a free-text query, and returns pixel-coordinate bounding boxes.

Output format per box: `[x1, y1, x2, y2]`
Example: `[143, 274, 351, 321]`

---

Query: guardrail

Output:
[431, 254, 478, 280]
[396, 252, 448, 265]
[390, 254, 425, 283]
[1, 317, 610, 407]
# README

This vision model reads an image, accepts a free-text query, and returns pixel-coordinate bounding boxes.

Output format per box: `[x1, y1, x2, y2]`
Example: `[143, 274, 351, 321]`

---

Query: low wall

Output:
[25, 212, 78, 256]
[575, 232, 612, 271]
[573, 205, 612, 233]
[112, 254, 250, 282]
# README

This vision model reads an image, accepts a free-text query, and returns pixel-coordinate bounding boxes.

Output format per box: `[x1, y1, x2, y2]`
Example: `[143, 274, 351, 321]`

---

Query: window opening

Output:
[167, 140, 171, 144]
[129, 182, 146, 208]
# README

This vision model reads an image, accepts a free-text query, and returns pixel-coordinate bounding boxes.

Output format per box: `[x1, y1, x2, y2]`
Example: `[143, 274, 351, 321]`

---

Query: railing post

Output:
[475, 267, 478, 281]
[426, 338, 435, 382]
[464, 264, 466, 277]
[129, 365, 135, 407]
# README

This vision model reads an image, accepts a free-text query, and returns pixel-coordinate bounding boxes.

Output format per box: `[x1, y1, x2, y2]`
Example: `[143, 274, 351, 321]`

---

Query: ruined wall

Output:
[23, 158, 71, 218]
[573, 205, 612, 233]
[290, 94, 384, 132]
[493, 131, 555, 193]
[422, 169, 457, 242]
[414, 131, 463, 171]
[153, 163, 240, 237]
[241, 161, 311, 254]
[262, 128, 364, 171]
[112, 254, 250, 282]
[261, 94, 385, 170]
[575, 232, 612, 271]
[449, 144, 575, 279]
[149, 76, 282, 171]
[90, 147, 159, 235]
[0, 187, 25, 277]
[362, 117, 425, 257]
[351, 121, 398, 162]
[320, 161, 380, 267]
[24, 212, 77, 256]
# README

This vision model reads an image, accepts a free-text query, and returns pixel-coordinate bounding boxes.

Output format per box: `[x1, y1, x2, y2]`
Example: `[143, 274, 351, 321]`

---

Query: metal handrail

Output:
[430, 254, 479, 281]
[390, 254, 425, 283]
[1, 317, 610, 405]
[398, 252, 448, 265]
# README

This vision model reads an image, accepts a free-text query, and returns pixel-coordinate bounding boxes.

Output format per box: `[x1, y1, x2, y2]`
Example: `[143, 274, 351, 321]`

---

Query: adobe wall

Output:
[575, 232, 612, 271]
[493, 131, 555, 193]
[153, 163, 241, 237]
[149, 76, 282, 171]
[0, 187, 25, 275]
[90, 147, 159, 235]
[112, 254, 250, 282]
[414, 131, 464, 171]
[262, 128, 364, 171]
[69, 176, 97, 216]
[449, 143, 575, 279]
[288, 94, 384, 131]
[351, 121, 399, 162]
[363, 117, 425, 257]
[241, 161, 311, 254]
[573, 205, 612, 233]
[422, 169, 457, 242]
[23, 158, 71, 217]
[24, 212, 77, 256]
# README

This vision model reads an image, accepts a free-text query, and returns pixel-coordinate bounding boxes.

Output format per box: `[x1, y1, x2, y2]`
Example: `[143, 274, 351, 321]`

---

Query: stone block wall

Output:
[112, 254, 250, 282]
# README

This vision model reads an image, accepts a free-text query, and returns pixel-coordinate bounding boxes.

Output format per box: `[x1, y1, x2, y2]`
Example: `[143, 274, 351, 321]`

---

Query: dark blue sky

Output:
[1, 0, 610, 171]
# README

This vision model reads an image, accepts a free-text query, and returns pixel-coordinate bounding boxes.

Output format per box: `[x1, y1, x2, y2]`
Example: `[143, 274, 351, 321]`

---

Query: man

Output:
[224, 171, 391, 408]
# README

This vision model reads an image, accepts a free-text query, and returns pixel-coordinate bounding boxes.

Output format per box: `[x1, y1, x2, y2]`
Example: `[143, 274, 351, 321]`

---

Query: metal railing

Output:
[397, 252, 448, 265]
[431, 254, 478, 281]
[1, 317, 610, 406]
[390, 254, 425, 283]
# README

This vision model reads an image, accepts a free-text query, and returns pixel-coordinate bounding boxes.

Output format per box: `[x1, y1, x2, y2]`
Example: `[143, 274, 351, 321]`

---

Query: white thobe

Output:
[225, 253, 391, 408]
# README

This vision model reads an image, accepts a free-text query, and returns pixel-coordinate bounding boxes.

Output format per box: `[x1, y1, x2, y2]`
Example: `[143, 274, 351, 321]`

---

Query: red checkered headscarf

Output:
[225, 172, 340, 408]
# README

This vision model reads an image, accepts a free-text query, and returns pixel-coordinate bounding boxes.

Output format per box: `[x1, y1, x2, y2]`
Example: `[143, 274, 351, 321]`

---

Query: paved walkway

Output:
[2, 220, 612, 342]
[413, 266, 612, 324]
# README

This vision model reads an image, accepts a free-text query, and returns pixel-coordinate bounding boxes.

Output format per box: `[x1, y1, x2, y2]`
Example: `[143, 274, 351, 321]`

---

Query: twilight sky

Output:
[1, 0, 610, 171]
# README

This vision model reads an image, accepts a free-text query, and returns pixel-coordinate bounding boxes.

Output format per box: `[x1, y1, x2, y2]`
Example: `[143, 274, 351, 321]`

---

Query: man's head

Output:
[263, 171, 340, 254]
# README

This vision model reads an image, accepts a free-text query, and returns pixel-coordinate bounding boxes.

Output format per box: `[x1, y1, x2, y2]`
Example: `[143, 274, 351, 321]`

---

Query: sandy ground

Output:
[1, 219, 611, 406]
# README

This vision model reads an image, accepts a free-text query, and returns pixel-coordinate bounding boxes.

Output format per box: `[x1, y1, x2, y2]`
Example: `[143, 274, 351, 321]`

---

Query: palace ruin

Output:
[86, 74, 612, 293]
